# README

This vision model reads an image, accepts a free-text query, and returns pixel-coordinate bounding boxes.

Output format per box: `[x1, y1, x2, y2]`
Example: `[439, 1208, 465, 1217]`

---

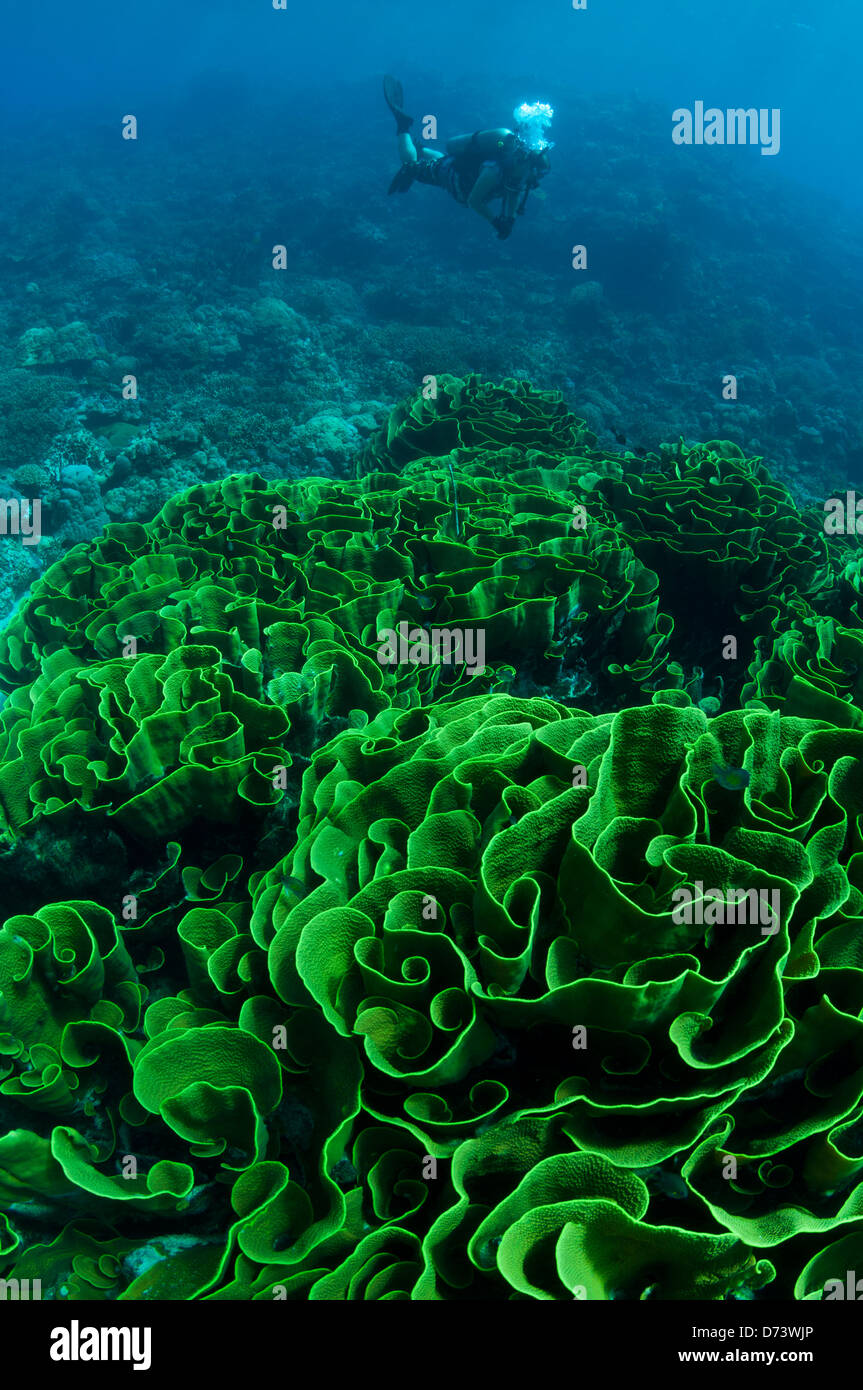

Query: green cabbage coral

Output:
[5, 688, 853, 1300]
[252, 693, 851, 1141]
[0, 644, 290, 840]
[0, 464, 691, 856]
[357, 371, 597, 472]
[0, 467, 670, 716]
[3, 374, 863, 1304]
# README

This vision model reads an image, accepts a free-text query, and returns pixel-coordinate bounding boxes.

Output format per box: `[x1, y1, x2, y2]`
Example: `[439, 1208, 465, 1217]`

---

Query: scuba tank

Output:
[445, 128, 518, 160]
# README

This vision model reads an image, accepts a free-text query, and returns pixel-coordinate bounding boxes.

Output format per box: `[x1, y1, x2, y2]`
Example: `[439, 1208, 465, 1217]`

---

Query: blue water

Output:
[0, 0, 861, 596]
[4, 0, 859, 205]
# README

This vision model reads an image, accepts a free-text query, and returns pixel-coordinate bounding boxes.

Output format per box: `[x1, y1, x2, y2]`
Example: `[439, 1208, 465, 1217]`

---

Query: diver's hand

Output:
[494, 216, 515, 241]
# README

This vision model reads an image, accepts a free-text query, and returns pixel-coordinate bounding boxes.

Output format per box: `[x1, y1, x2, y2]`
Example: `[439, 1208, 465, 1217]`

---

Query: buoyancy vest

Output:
[445, 128, 518, 160]
[444, 129, 521, 192]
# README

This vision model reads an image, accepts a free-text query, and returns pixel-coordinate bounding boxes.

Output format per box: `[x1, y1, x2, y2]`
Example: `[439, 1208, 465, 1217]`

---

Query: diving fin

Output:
[383, 74, 414, 134]
[387, 163, 417, 195]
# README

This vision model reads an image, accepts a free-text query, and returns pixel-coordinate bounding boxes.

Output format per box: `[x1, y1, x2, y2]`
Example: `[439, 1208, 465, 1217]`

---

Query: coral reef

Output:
[1, 377, 863, 1302]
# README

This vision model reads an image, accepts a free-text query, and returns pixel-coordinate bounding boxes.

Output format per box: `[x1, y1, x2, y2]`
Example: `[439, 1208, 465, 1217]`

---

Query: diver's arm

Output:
[466, 166, 502, 224]
[501, 185, 522, 219]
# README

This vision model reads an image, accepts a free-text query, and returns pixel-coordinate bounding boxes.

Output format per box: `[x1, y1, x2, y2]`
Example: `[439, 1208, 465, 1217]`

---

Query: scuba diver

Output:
[383, 76, 553, 241]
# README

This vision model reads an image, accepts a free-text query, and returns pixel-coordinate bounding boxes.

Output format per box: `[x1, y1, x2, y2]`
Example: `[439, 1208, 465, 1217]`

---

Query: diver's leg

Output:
[388, 147, 444, 196]
[412, 149, 443, 182]
[385, 75, 420, 192]
[398, 132, 419, 165]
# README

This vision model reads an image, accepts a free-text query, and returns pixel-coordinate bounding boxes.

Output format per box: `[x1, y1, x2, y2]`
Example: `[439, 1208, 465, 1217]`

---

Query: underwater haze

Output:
[2, 0, 863, 1340]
